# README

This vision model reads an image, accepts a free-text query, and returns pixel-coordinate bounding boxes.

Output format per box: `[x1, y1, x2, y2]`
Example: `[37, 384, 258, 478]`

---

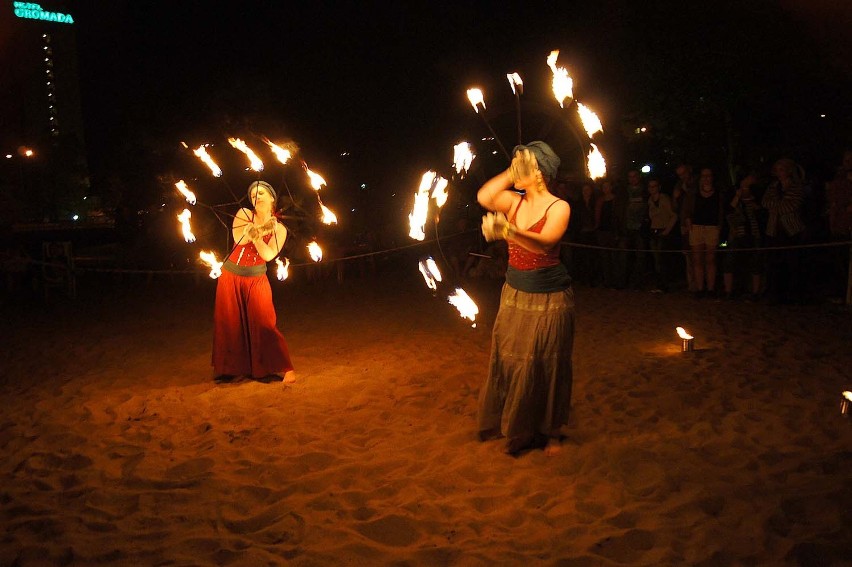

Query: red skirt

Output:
[212, 269, 293, 378]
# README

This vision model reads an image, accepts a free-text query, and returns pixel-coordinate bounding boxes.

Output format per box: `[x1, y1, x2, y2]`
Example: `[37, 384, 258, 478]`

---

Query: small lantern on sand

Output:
[676, 327, 694, 352]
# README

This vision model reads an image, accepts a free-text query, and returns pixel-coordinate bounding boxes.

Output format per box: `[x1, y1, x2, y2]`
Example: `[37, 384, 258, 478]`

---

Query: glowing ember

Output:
[431, 176, 449, 208]
[228, 137, 264, 171]
[577, 102, 603, 137]
[174, 180, 197, 205]
[467, 88, 485, 113]
[307, 241, 323, 262]
[448, 287, 479, 326]
[676, 327, 693, 340]
[193, 145, 223, 177]
[264, 138, 293, 164]
[506, 72, 524, 95]
[453, 142, 475, 176]
[408, 171, 437, 241]
[319, 200, 338, 225]
[418, 256, 443, 290]
[304, 166, 327, 191]
[546, 50, 574, 107]
[588, 143, 607, 180]
[199, 250, 223, 279]
[276, 257, 290, 281]
[177, 208, 195, 243]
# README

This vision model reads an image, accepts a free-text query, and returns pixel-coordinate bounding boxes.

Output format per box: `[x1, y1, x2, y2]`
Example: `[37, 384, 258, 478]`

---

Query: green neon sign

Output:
[13, 2, 74, 24]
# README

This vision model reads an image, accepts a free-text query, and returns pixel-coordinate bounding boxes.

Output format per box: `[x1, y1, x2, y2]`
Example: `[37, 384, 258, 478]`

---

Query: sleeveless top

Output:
[223, 233, 275, 276]
[508, 197, 563, 270]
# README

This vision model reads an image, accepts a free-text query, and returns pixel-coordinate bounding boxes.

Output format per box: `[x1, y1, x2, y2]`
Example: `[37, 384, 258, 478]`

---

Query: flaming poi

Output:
[588, 143, 607, 180]
[276, 257, 290, 281]
[506, 72, 524, 95]
[576, 102, 603, 138]
[192, 145, 223, 177]
[448, 288, 479, 326]
[466, 88, 485, 113]
[307, 240, 323, 262]
[199, 250, 223, 279]
[418, 257, 443, 291]
[546, 50, 574, 108]
[408, 171, 438, 241]
[453, 142, 475, 176]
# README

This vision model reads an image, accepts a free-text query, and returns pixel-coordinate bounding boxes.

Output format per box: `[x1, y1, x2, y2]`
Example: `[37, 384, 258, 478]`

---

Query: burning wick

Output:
[408, 171, 437, 241]
[177, 209, 195, 243]
[174, 180, 197, 205]
[448, 287, 479, 327]
[305, 166, 327, 191]
[453, 142, 475, 176]
[192, 145, 223, 177]
[418, 257, 443, 291]
[547, 50, 574, 108]
[307, 241, 323, 262]
[841, 391, 852, 416]
[466, 88, 485, 113]
[319, 200, 338, 225]
[676, 326, 694, 352]
[506, 72, 523, 95]
[276, 257, 290, 281]
[431, 176, 449, 209]
[264, 138, 293, 165]
[199, 250, 223, 279]
[577, 102, 603, 137]
[228, 137, 264, 171]
[588, 143, 607, 180]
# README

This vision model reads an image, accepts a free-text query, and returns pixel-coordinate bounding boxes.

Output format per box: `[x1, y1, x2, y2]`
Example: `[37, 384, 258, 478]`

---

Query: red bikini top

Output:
[507, 197, 563, 270]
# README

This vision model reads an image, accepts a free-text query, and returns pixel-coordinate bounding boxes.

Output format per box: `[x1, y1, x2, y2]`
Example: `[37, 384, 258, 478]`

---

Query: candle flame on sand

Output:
[193, 145, 223, 177]
[577, 102, 603, 137]
[547, 50, 574, 107]
[174, 180, 197, 205]
[467, 88, 485, 113]
[177, 209, 195, 243]
[588, 143, 607, 180]
[276, 257, 290, 281]
[506, 72, 523, 95]
[307, 241, 323, 262]
[199, 250, 223, 279]
[453, 142, 475, 176]
[448, 288, 479, 327]
[676, 327, 693, 340]
[418, 257, 443, 291]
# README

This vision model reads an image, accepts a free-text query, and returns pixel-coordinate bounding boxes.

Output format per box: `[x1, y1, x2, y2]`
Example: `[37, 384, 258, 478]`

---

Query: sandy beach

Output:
[1, 262, 851, 566]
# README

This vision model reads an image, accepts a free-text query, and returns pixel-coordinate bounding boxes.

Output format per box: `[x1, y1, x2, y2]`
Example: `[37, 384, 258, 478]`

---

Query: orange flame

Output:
[546, 50, 574, 107]
[228, 137, 264, 171]
[588, 143, 607, 180]
[305, 166, 326, 191]
[319, 199, 338, 225]
[577, 102, 603, 137]
[676, 327, 693, 340]
[264, 138, 293, 164]
[174, 180, 197, 205]
[453, 142, 475, 176]
[199, 250, 223, 279]
[431, 176, 449, 209]
[466, 88, 485, 113]
[307, 241, 323, 262]
[408, 171, 437, 241]
[448, 288, 479, 326]
[418, 257, 443, 291]
[177, 208, 195, 243]
[506, 72, 523, 95]
[192, 145, 223, 177]
[276, 257, 290, 281]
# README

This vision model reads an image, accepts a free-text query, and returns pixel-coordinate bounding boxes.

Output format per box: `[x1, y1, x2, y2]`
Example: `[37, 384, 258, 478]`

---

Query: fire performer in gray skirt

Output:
[477, 142, 574, 456]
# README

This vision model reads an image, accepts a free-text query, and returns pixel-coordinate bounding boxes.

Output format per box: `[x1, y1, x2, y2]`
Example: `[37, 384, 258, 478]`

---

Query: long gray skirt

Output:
[477, 283, 575, 442]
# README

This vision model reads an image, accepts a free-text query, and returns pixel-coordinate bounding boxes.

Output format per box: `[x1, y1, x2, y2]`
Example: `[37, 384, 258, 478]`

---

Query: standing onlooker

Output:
[647, 177, 678, 292]
[825, 149, 852, 300]
[672, 164, 697, 291]
[762, 158, 807, 304]
[572, 181, 599, 286]
[683, 168, 724, 298]
[595, 178, 622, 288]
[722, 174, 764, 300]
[621, 169, 648, 289]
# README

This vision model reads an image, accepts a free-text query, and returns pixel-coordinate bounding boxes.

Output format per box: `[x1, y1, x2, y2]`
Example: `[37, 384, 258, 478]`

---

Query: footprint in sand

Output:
[354, 514, 420, 547]
[590, 529, 655, 563]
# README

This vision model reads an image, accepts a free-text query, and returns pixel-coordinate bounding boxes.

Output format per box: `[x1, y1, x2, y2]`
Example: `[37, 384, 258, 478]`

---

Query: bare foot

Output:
[544, 438, 562, 457]
[282, 370, 296, 384]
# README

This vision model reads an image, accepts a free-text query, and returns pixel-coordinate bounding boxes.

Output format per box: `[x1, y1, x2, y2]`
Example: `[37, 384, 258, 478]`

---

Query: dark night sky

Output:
[69, 0, 852, 191]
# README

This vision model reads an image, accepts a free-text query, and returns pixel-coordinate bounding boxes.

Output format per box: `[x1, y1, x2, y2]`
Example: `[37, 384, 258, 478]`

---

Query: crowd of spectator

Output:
[557, 150, 852, 304]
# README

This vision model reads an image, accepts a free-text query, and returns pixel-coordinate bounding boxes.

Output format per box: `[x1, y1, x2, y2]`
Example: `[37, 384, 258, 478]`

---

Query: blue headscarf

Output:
[512, 141, 561, 181]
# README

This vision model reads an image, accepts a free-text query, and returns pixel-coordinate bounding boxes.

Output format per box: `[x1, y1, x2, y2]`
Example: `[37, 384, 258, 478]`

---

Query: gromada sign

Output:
[12, 2, 74, 24]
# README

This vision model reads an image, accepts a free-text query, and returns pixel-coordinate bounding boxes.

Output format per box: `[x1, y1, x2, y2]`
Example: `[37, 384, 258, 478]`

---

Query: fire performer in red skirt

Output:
[212, 181, 296, 383]
[477, 142, 574, 456]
